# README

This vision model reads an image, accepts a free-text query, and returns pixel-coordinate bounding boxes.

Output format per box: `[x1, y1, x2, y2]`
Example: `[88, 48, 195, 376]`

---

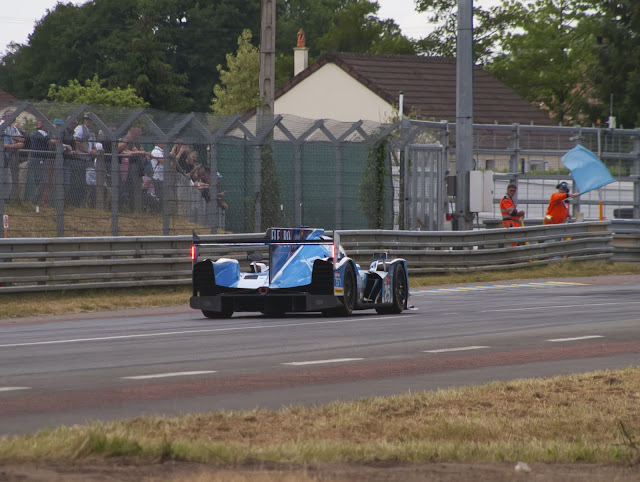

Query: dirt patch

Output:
[1, 462, 639, 482]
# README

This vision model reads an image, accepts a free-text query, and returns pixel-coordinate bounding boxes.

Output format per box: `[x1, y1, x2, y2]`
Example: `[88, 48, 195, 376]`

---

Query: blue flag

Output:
[561, 145, 614, 195]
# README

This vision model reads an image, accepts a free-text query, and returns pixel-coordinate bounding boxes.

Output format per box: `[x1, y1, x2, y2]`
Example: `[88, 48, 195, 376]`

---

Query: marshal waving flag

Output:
[561, 145, 614, 195]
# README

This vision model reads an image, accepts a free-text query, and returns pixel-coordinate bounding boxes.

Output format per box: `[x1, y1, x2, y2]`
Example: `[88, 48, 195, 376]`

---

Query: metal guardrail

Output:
[0, 221, 623, 293]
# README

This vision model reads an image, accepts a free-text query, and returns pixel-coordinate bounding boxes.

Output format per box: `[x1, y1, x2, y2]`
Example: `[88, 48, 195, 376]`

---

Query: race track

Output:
[1, 275, 639, 435]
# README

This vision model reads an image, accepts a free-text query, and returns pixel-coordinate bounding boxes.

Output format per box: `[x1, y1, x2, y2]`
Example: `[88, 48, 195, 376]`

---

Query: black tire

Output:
[376, 263, 407, 315]
[202, 309, 233, 319]
[262, 309, 286, 318]
[336, 263, 357, 316]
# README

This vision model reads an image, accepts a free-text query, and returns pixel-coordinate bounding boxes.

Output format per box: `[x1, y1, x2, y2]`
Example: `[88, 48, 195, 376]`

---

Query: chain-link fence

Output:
[1, 101, 639, 237]
[0, 103, 394, 237]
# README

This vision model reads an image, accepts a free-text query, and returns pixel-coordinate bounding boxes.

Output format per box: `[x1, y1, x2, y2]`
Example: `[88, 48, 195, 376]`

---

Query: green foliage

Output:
[259, 143, 283, 230]
[47, 75, 148, 108]
[414, 0, 512, 63]
[414, 1, 605, 125]
[0, 0, 415, 112]
[318, 0, 415, 55]
[211, 30, 261, 115]
[590, 1, 640, 127]
[106, 0, 191, 112]
[0, 0, 260, 112]
[485, 1, 597, 125]
[359, 136, 389, 228]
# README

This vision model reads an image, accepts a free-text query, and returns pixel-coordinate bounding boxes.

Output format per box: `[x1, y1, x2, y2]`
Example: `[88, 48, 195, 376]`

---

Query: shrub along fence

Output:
[0, 221, 624, 294]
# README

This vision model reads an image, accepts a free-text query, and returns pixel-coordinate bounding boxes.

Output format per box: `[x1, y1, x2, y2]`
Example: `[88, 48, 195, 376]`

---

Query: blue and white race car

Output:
[190, 227, 409, 318]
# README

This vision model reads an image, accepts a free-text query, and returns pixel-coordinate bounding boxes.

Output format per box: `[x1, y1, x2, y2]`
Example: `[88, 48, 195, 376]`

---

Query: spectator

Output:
[150, 142, 165, 204]
[70, 114, 96, 206]
[117, 127, 152, 212]
[215, 171, 228, 211]
[85, 141, 104, 208]
[171, 140, 191, 174]
[1, 109, 25, 203]
[38, 118, 69, 207]
[544, 181, 580, 225]
[27, 121, 53, 204]
[183, 150, 200, 176]
[189, 164, 211, 201]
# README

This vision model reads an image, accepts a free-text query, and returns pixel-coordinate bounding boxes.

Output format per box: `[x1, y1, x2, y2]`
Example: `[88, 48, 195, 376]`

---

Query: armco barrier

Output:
[0, 221, 617, 293]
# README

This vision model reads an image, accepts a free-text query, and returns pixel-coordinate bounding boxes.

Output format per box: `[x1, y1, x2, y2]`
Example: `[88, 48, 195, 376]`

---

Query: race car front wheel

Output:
[376, 263, 407, 315]
[337, 263, 357, 316]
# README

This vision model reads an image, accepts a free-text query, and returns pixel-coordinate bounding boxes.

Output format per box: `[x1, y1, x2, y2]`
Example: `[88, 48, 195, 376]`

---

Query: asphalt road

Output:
[1, 275, 639, 436]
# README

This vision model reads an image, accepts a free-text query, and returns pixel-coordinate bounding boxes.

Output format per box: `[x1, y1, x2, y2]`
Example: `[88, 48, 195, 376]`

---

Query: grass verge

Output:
[1, 368, 639, 465]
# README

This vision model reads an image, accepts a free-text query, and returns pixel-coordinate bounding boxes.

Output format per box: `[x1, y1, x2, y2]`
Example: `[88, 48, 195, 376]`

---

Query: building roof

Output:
[0, 87, 19, 111]
[275, 52, 555, 126]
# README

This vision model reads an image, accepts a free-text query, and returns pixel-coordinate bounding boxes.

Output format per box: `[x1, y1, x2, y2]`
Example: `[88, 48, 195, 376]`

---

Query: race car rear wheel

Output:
[336, 263, 357, 316]
[376, 263, 407, 314]
[202, 309, 233, 319]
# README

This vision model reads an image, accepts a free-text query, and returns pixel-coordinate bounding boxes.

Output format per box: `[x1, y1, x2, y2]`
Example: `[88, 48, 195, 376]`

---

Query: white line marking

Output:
[548, 335, 604, 342]
[121, 370, 217, 380]
[424, 346, 489, 353]
[0, 315, 408, 349]
[283, 358, 364, 366]
[546, 281, 588, 285]
[483, 301, 640, 313]
[0, 387, 30, 392]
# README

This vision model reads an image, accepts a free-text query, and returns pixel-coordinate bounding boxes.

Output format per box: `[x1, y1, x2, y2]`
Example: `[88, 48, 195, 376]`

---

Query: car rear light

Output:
[446, 213, 452, 221]
[190, 245, 197, 262]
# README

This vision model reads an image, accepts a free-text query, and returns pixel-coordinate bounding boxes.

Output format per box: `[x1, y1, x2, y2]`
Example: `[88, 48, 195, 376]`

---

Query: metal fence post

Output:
[633, 130, 640, 219]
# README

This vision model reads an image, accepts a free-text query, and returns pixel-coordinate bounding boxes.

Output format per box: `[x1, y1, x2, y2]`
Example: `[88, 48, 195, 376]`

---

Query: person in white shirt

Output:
[150, 143, 165, 203]
[71, 114, 96, 206]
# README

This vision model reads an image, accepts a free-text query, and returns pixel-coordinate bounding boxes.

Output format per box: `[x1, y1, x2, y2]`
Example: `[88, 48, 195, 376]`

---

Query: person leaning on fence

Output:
[500, 184, 525, 228]
[215, 171, 227, 211]
[71, 114, 97, 207]
[544, 181, 580, 224]
[1, 109, 25, 202]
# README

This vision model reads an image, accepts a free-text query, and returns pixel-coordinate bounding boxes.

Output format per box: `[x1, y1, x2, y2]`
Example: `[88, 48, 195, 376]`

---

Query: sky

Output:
[1, 0, 432, 57]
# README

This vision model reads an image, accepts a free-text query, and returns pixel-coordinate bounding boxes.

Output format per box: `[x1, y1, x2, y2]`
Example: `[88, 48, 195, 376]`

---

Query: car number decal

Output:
[383, 281, 392, 303]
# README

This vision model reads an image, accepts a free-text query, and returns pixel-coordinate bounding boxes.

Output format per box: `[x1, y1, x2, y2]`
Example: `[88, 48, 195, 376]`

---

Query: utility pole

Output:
[255, 0, 276, 231]
[455, 0, 474, 230]
[259, 0, 276, 123]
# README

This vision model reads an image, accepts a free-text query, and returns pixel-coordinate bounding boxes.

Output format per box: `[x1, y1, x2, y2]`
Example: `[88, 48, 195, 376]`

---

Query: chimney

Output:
[294, 28, 308, 76]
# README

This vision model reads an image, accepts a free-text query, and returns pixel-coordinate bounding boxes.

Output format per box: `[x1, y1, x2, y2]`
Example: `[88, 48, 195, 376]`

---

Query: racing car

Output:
[190, 227, 409, 318]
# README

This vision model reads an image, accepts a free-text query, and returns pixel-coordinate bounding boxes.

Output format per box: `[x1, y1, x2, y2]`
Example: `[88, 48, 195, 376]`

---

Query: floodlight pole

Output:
[455, 0, 474, 230]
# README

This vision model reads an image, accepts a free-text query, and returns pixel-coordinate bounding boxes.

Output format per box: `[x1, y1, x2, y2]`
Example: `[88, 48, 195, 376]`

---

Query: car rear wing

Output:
[191, 228, 342, 272]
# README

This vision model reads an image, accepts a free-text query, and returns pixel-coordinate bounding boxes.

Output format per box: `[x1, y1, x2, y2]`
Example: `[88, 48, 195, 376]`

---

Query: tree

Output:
[0, 0, 413, 113]
[211, 30, 261, 115]
[157, 0, 262, 111]
[47, 75, 148, 107]
[318, 0, 415, 54]
[486, 1, 597, 125]
[107, 0, 191, 112]
[414, 0, 601, 125]
[359, 136, 389, 228]
[414, 0, 513, 63]
[0, 0, 261, 112]
[589, 1, 640, 127]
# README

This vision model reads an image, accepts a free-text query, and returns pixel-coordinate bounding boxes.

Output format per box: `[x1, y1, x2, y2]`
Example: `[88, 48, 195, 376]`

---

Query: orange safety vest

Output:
[500, 195, 521, 228]
[544, 192, 570, 224]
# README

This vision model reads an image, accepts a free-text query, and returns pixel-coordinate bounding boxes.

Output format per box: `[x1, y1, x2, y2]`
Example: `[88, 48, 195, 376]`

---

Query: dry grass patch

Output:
[0, 287, 191, 319]
[2, 204, 205, 237]
[1, 367, 639, 466]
